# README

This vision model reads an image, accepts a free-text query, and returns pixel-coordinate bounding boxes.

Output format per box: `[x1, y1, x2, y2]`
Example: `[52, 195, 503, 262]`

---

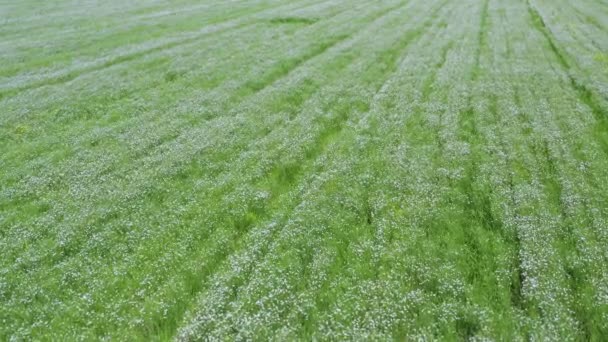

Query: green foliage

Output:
[1, 0, 608, 340]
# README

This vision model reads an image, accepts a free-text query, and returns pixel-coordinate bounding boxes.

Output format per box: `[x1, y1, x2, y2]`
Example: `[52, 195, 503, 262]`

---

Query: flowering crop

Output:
[1, 0, 607, 340]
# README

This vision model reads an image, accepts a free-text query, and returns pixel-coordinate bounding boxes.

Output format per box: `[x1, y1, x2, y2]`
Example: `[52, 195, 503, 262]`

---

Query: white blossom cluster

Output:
[1, 0, 607, 340]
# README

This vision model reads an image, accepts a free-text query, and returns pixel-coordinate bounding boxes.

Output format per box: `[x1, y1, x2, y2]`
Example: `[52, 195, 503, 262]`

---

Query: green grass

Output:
[1, 0, 608, 340]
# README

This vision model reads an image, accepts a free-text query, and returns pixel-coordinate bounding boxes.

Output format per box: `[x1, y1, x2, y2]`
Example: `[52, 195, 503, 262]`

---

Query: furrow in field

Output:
[174, 1, 453, 338]
[0, 0, 325, 97]
[0, 0, 288, 77]
[486, 2, 571, 337]
[4, 1, 360, 125]
[0, 0, 232, 34]
[311, 24, 470, 342]
[553, 0, 608, 33]
[436, 4, 606, 336]
[520, 49, 608, 339]
[481, 0, 608, 337]
[0, 0, 400, 269]
[420, 1, 524, 337]
[1, 1, 428, 338]
[79, 1, 364, 169]
[176, 1, 461, 339]
[3, 0, 608, 339]
[535, 0, 608, 96]
[280, 29, 455, 338]
[472, 0, 490, 80]
[298, 32, 455, 341]
[484, 52, 527, 317]
[0, 0, 371, 221]
[121, 0, 428, 335]
[429, 9, 521, 337]
[304, 0, 541, 337]
[0, 0, 319, 67]
[529, 0, 608, 56]
[466, 3, 532, 324]
[514, 84, 603, 338]
[526, 0, 608, 155]
[568, 1, 608, 33]
[0, 0, 188, 29]
[0, 0, 372, 252]
[106, 2, 443, 338]
[0, 0, 359, 135]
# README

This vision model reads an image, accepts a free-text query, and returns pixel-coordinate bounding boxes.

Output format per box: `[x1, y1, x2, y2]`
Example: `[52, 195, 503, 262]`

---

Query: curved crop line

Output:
[175, 1, 453, 338]
[0, 0, 325, 100]
[1, 2, 416, 339]
[471, 0, 490, 81]
[138, 3, 428, 338]
[3, 1, 409, 277]
[526, 0, 608, 155]
[295, 32, 455, 335]
[493, 85, 527, 312]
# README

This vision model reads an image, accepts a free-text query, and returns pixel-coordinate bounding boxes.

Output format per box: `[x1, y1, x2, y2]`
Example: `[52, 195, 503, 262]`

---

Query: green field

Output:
[1, 0, 608, 340]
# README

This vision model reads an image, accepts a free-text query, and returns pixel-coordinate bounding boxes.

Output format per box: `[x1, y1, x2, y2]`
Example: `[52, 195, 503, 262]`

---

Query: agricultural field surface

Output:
[1, 0, 608, 340]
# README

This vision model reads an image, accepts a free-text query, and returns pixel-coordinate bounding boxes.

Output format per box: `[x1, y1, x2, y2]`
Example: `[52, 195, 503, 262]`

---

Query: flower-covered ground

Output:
[1, 0, 607, 339]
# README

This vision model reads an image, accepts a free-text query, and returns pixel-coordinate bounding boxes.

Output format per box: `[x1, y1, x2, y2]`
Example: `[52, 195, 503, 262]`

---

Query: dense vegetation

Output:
[1, 0, 607, 339]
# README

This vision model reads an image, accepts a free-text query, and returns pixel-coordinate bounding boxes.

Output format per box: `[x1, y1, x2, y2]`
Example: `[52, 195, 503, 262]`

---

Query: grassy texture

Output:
[1, 0, 608, 340]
